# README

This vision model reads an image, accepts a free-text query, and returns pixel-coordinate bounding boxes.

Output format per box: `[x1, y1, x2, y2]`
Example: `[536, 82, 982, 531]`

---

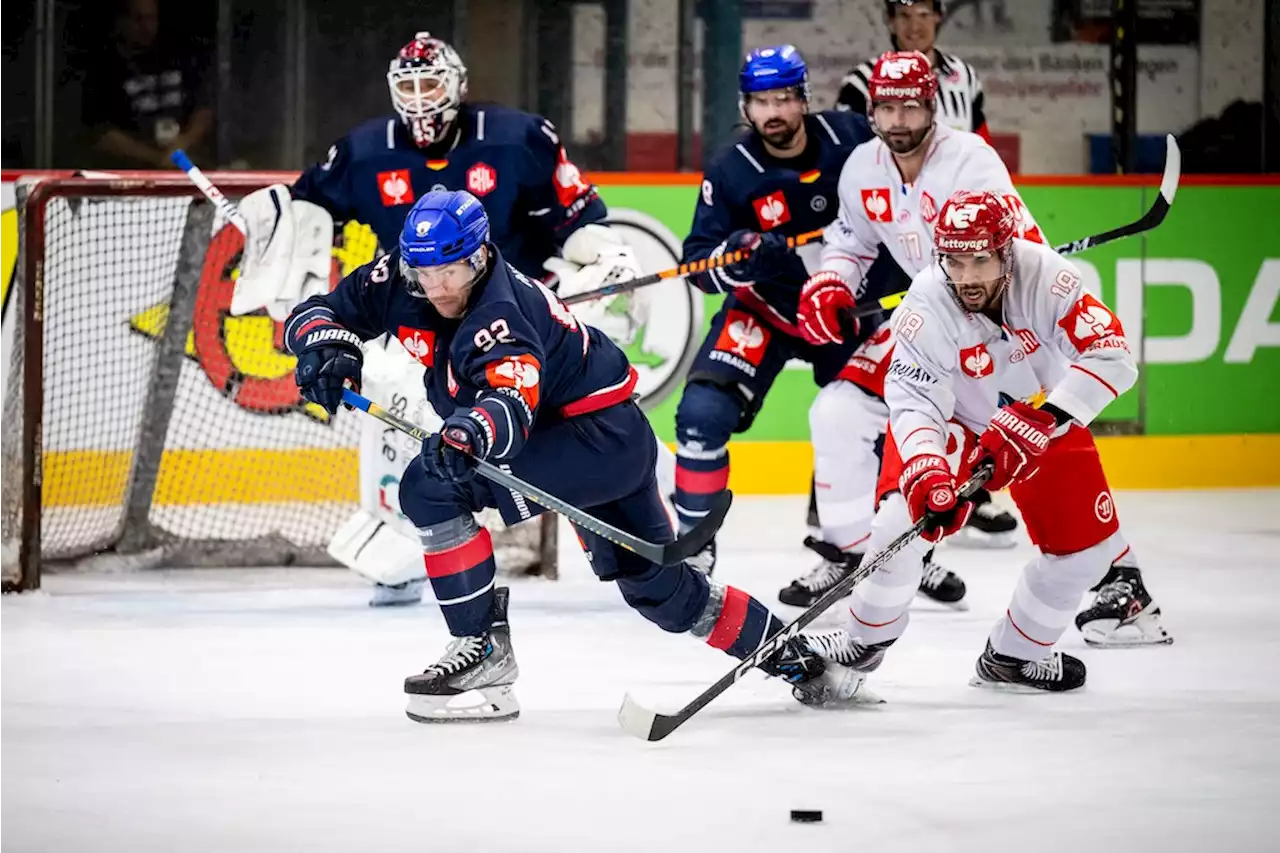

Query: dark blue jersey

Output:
[682, 111, 875, 333]
[292, 104, 608, 279]
[284, 245, 637, 462]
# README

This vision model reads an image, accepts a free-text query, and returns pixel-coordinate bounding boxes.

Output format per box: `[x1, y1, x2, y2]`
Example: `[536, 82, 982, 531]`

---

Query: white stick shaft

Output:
[169, 149, 248, 234]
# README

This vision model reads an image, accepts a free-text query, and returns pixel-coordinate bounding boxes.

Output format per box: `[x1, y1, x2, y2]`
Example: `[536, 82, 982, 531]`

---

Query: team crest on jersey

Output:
[751, 192, 791, 231]
[1058, 293, 1127, 354]
[711, 309, 771, 376]
[958, 343, 994, 378]
[920, 192, 938, 223]
[485, 354, 542, 413]
[553, 147, 592, 208]
[861, 188, 893, 223]
[467, 162, 497, 197]
[397, 326, 436, 367]
[377, 170, 414, 206]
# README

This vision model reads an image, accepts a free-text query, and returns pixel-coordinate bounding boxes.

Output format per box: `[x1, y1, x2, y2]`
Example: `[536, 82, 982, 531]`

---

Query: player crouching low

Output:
[285, 189, 870, 722]
[806, 191, 1170, 695]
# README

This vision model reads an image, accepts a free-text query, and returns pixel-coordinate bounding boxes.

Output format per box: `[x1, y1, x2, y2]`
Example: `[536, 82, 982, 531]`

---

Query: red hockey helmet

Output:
[933, 190, 1016, 255]
[867, 51, 938, 104]
[387, 32, 469, 148]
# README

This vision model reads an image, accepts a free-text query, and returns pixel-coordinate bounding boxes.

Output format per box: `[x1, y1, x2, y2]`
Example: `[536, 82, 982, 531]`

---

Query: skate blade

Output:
[1080, 611, 1174, 648]
[947, 528, 1017, 550]
[967, 676, 1083, 694]
[405, 685, 520, 724]
[795, 667, 886, 709]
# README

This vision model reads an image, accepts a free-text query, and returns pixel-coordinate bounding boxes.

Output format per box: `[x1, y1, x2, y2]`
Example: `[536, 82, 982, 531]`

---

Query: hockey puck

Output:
[790, 810, 823, 823]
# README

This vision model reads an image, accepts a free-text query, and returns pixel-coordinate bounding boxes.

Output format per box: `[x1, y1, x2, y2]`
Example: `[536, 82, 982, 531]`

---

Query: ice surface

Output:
[4, 490, 1280, 853]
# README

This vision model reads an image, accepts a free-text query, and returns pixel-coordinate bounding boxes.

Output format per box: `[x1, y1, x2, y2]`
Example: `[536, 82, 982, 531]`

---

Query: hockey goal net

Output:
[1, 175, 553, 592]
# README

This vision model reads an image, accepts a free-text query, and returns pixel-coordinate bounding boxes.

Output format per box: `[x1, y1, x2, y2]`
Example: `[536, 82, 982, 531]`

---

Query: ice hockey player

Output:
[799, 52, 1172, 645]
[836, 1, 992, 142]
[804, 190, 1171, 693]
[229, 31, 647, 606]
[284, 189, 868, 722]
[670, 44, 905, 590]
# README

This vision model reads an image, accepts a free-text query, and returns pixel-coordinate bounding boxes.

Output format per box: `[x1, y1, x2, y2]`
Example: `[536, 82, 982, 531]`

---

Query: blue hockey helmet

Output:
[739, 45, 810, 101]
[398, 189, 490, 296]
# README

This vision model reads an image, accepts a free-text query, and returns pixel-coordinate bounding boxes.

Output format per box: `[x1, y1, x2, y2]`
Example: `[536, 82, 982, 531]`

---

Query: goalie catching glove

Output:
[232, 184, 335, 321]
[543, 224, 650, 345]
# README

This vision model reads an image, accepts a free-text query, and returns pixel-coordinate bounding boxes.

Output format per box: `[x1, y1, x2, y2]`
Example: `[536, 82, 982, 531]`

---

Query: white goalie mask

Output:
[387, 32, 469, 148]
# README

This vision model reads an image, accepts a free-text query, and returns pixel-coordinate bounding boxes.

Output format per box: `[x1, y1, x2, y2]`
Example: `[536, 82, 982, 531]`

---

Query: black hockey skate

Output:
[1075, 565, 1173, 647]
[970, 640, 1086, 692]
[917, 553, 968, 609]
[778, 537, 862, 607]
[404, 587, 520, 723]
[949, 489, 1018, 549]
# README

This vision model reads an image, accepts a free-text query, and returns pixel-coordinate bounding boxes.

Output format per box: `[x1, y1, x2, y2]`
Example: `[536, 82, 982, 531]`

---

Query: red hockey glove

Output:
[901, 455, 973, 543]
[972, 401, 1057, 491]
[797, 271, 858, 345]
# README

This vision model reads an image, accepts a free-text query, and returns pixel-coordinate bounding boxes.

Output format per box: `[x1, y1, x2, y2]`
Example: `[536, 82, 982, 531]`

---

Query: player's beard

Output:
[755, 115, 803, 150]
[879, 122, 933, 156]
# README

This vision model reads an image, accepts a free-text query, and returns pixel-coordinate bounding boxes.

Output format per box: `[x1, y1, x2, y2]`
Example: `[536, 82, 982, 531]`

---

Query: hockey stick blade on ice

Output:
[563, 228, 825, 305]
[342, 388, 730, 567]
[618, 467, 993, 742]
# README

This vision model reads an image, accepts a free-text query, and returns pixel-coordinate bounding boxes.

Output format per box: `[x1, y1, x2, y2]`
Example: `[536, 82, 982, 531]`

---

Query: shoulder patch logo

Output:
[485, 353, 542, 412]
[1058, 292, 1127, 354]
[751, 191, 791, 231]
[377, 169, 414, 206]
[397, 326, 436, 367]
[958, 343, 994, 379]
[861, 188, 893, 223]
[701, 179, 714, 206]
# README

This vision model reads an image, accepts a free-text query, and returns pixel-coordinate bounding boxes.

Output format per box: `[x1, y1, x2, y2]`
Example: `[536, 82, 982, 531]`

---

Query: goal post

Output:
[0, 174, 556, 592]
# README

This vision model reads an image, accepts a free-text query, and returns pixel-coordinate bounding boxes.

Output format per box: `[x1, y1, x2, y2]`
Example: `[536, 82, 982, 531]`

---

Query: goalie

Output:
[230, 31, 651, 605]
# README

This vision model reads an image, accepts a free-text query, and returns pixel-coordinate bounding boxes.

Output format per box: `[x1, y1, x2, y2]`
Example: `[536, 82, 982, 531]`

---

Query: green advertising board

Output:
[596, 182, 1280, 439]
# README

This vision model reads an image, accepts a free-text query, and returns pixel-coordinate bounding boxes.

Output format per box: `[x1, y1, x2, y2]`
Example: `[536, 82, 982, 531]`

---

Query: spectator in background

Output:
[83, 0, 213, 169]
[836, 0, 991, 142]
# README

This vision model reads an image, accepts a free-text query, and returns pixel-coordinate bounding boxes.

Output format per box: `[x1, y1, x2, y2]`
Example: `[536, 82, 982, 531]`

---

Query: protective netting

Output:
[1, 180, 362, 588]
[1, 177, 552, 591]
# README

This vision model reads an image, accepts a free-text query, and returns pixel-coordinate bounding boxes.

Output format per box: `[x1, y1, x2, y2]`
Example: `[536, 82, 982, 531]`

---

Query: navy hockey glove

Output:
[423, 410, 491, 484]
[293, 327, 363, 415]
[721, 230, 790, 285]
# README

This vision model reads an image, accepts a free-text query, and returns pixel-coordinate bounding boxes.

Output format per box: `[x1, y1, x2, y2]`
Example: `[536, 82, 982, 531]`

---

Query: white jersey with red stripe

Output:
[818, 123, 1042, 293]
[885, 238, 1138, 464]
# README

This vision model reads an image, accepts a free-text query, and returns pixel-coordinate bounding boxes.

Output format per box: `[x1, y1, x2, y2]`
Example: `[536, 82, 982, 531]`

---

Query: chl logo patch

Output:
[377, 169, 414, 206]
[467, 162, 497, 197]
[861, 188, 892, 223]
[958, 343, 994, 379]
[397, 326, 436, 367]
[751, 191, 791, 231]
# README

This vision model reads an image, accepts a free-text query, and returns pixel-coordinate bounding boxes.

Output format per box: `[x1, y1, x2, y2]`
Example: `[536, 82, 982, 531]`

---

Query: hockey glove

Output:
[293, 326, 363, 415]
[423, 410, 491, 484]
[901, 455, 973, 543]
[971, 401, 1056, 491]
[797, 271, 859, 345]
[720, 230, 791, 286]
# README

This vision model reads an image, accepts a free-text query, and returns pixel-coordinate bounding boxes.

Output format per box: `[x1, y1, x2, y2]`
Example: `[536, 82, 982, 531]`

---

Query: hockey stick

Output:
[562, 228, 825, 306]
[1051, 134, 1180, 257]
[341, 388, 730, 567]
[617, 466, 992, 742]
[169, 149, 249, 233]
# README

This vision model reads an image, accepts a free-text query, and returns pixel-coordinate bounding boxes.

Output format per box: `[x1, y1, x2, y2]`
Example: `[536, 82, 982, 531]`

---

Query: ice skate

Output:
[948, 490, 1018, 549]
[404, 587, 520, 723]
[778, 537, 861, 607]
[369, 576, 426, 607]
[917, 554, 968, 610]
[789, 630, 887, 708]
[970, 640, 1086, 693]
[1075, 565, 1173, 647]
